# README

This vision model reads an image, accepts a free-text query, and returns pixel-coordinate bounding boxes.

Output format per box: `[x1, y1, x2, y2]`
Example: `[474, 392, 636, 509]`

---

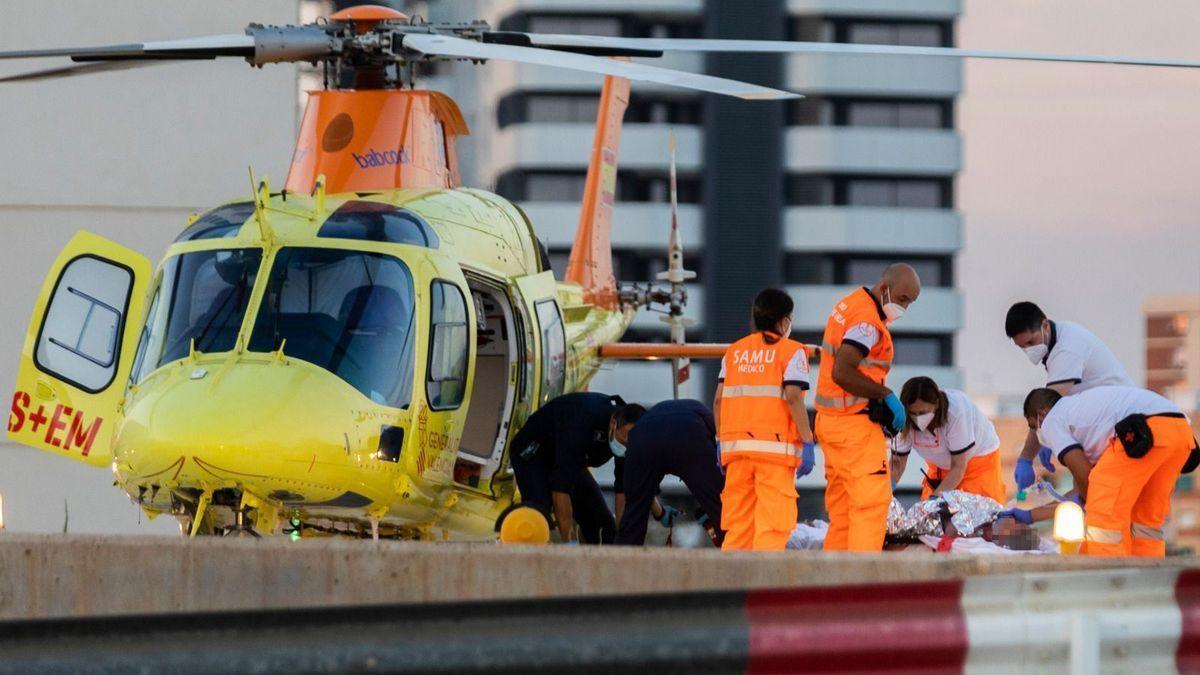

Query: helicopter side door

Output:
[7, 232, 152, 467]
[412, 259, 475, 483]
[514, 271, 566, 410]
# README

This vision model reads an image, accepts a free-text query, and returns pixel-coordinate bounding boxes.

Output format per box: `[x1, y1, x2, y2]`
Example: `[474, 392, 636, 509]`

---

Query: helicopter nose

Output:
[114, 359, 363, 488]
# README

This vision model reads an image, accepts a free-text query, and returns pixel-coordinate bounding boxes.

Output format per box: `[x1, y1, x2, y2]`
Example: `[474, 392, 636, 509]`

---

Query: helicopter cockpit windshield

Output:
[131, 248, 262, 384]
[246, 248, 417, 408]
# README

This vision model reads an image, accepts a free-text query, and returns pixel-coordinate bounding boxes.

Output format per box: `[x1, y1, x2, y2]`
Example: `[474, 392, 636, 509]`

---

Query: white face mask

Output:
[1035, 427, 1049, 448]
[609, 430, 626, 458]
[913, 411, 935, 431]
[1022, 323, 1050, 365]
[882, 287, 905, 325]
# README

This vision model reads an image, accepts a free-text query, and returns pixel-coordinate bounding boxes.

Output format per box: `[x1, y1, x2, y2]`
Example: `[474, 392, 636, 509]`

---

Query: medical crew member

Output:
[1005, 302, 1134, 491]
[510, 393, 645, 544]
[816, 263, 920, 552]
[890, 376, 1006, 503]
[614, 399, 725, 547]
[714, 288, 814, 551]
[1014, 386, 1198, 557]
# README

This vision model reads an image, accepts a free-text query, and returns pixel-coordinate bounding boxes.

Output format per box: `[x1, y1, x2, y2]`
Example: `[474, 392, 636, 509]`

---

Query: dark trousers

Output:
[614, 426, 725, 546]
[513, 455, 616, 544]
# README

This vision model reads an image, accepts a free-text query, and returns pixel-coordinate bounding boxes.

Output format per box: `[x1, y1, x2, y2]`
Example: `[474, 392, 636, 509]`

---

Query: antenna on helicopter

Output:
[657, 130, 696, 399]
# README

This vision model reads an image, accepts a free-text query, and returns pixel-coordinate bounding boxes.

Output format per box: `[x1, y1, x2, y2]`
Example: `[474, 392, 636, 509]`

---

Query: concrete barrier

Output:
[0, 534, 1197, 620]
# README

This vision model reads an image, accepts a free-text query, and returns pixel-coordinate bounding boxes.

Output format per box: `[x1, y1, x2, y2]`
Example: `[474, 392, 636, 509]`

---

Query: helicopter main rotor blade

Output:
[522, 34, 1200, 70]
[0, 60, 179, 83]
[0, 34, 255, 62]
[401, 33, 800, 100]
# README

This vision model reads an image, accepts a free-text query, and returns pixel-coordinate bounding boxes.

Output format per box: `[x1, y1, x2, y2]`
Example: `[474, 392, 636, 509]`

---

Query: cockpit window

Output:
[317, 201, 439, 248]
[248, 248, 416, 408]
[175, 202, 256, 242]
[130, 248, 262, 384]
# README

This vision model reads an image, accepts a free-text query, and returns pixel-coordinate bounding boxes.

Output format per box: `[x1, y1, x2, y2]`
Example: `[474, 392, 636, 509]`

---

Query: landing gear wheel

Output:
[494, 502, 551, 545]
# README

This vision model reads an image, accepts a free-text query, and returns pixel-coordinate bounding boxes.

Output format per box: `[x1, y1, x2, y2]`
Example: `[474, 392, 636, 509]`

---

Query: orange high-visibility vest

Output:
[718, 332, 805, 467]
[815, 287, 894, 415]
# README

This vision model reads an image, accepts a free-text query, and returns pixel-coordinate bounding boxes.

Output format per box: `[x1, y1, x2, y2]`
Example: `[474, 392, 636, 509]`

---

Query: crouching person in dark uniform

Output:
[510, 392, 645, 544]
[614, 399, 726, 546]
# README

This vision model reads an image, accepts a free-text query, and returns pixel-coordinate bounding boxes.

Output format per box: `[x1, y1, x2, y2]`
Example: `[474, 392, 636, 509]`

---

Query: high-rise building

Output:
[1143, 294, 1200, 552]
[425, 0, 963, 499]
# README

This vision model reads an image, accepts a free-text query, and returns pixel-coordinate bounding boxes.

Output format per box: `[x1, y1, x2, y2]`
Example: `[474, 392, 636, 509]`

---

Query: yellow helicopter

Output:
[5, 5, 1199, 539]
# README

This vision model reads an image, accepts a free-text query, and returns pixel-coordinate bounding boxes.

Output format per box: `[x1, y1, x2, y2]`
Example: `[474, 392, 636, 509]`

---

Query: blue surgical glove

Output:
[796, 441, 816, 478]
[883, 392, 906, 432]
[1014, 457, 1035, 491]
[998, 508, 1034, 525]
[1037, 446, 1057, 473]
[656, 504, 680, 527]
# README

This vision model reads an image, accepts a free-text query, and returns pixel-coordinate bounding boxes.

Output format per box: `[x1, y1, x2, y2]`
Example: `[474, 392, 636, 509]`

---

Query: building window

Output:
[496, 170, 702, 204]
[427, 281, 469, 410]
[790, 18, 953, 47]
[788, 97, 952, 129]
[548, 247, 703, 281]
[500, 13, 701, 39]
[786, 175, 952, 208]
[497, 91, 702, 128]
[891, 334, 953, 366]
[783, 253, 953, 287]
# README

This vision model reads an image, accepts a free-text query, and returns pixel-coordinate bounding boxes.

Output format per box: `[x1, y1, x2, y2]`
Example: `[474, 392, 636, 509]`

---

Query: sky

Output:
[956, 0, 1200, 405]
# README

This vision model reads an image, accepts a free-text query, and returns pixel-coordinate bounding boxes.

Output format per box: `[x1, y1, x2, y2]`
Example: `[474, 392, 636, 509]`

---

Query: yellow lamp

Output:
[498, 506, 550, 545]
[1053, 500, 1085, 554]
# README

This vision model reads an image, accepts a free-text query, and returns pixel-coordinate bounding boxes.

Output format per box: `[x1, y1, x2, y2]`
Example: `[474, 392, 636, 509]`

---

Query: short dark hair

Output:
[614, 403, 646, 427]
[752, 288, 794, 332]
[899, 376, 948, 434]
[1005, 301, 1046, 338]
[1023, 388, 1062, 418]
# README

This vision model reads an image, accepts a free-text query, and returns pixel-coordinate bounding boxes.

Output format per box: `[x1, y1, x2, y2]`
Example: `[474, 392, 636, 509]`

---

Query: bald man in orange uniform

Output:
[815, 264, 921, 552]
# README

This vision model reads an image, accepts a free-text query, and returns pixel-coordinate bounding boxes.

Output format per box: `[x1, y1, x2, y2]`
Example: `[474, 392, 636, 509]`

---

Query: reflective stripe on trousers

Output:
[722, 384, 785, 399]
[720, 439, 802, 458]
[1086, 525, 1125, 544]
[1131, 522, 1165, 541]
[813, 393, 869, 410]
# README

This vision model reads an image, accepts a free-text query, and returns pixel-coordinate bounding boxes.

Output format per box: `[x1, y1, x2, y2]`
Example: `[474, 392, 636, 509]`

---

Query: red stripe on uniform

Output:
[1176, 569, 1200, 673]
[746, 580, 968, 674]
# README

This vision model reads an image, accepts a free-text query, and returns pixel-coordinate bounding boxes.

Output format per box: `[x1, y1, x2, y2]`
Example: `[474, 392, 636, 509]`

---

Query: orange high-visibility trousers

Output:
[720, 458, 798, 551]
[919, 451, 1007, 504]
[1083, 416, 1194, 557]
[817, 412, 891, 552]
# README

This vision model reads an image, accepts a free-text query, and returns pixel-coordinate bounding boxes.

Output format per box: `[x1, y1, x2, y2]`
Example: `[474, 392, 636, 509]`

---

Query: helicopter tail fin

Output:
[565, 73, 630, 311]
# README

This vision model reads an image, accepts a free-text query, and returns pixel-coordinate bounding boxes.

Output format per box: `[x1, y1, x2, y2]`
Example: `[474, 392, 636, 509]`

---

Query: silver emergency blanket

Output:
[887, 490, 1004, 539]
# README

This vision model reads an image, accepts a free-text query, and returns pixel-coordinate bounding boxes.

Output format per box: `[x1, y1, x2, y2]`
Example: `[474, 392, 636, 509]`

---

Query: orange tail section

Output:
[565, 74, 630, 310]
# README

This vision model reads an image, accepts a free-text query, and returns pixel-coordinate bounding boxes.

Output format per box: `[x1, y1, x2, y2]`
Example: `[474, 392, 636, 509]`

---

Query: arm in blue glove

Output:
[796, 441, 815, 478]
[1014, 457, 1036, 491]
[883, 392, 906, 433]
[1037, 446, 1057, 473]
[656, 504, 680, 527]
[997, 508, 1033, 525]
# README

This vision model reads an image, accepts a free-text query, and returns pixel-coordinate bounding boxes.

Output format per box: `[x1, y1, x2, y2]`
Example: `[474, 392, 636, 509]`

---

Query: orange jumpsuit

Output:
[815, 288, 894, 552]
[918, 452, 1007, 504]
[717, 331, 809, 551]
[1083, 415, 1195, 557]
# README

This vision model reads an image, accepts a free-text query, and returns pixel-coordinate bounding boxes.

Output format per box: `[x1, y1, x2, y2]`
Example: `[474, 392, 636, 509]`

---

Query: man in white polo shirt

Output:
[1008, 386, 1198, 556]
[1004, 301, 1135, 490]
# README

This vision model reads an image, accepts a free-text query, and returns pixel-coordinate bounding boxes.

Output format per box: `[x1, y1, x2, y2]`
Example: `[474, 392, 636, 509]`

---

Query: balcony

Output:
[789, 285, 961, 333]
[788, 0, 961, 19]
[492, 123, 701, 174]
[785, 127, 960, 175]
[787, 53, 962, 96]
[519, 202, 703, 249]
[784, 206, 962, 253]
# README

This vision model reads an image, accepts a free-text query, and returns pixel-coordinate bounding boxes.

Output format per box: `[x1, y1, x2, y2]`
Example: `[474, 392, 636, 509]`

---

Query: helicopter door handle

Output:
[34, 380, 57, 402]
